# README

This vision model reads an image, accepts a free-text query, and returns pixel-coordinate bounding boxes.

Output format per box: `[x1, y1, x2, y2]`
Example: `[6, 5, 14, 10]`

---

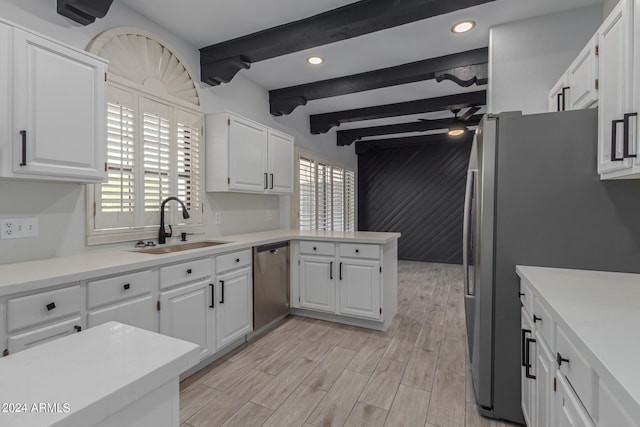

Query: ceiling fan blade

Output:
[459, 106, 482, 122]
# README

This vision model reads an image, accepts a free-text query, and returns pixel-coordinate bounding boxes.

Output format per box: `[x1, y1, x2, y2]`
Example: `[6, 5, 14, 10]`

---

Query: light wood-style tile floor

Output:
[179, 261, 522, 427]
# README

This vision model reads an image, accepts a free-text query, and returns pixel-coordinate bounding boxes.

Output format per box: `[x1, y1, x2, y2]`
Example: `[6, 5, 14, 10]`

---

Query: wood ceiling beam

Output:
[310, 91, 486, 134]
[355, 131, 474, 154]
[199, 0, 494, 86]
[337, 114, 482, 146]
[269, 47, 488, 116]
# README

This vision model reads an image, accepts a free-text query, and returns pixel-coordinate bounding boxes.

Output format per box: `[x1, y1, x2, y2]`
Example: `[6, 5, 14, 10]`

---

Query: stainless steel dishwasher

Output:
[253, 241, 290, 330]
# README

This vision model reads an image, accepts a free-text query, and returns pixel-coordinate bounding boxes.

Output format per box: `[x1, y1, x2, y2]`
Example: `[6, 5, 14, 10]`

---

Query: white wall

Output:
[488, 5, 603, 114]
[0, 0, 355, 264]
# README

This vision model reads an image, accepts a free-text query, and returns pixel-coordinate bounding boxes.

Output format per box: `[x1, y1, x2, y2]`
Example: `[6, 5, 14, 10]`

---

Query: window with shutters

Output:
[87, 28, 203, 244]
[296, 150, 355, 232]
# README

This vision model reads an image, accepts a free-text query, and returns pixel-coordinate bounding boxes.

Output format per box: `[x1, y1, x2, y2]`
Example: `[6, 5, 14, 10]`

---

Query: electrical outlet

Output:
[1, 217, 39, 239]
[266, 210, 272, 220]
[214, 212, 222, 225]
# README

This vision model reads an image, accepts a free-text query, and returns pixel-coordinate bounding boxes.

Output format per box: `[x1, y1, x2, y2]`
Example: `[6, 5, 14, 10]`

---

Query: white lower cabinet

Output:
[160, 280, 216, 359]
[521, 307, 536, 427]
[599, 380, 639, 427]
[88, 297, 156, 331]
[299, 255, 335, 313]
[338, 258, 381, 320]
[215, 266, 253, 349]
[535, 333, 554, 427]
[7, 317, 82, 354]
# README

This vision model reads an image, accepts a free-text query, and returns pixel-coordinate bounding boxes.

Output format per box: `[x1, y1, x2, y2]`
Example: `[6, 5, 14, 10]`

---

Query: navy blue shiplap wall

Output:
[358, 140, 472, 263]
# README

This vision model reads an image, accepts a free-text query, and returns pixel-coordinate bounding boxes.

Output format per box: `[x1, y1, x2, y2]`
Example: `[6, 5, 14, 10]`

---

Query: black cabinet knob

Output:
[519, 292, 525, 297]
[355, 249, 359, 253]
[187, 268, 192, 274]
[123, 283, 130, 290]
[313, 247, 317, 251]
[557, 352, 570, 367]
[533, 315, 542, 323]
[235, 258, 240, 263]
[46, 302, 56, 311]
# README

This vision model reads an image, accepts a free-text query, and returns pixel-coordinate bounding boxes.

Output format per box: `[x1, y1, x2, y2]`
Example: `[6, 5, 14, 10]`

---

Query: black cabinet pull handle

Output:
[330, 261, 333, 280]
[19, 130, 27, 166]
[209, 283, 215, 308]
[264, 173, 268, 189]
[46, 302, 56, 311]
[623, 112, 637, 158]
[612, 119, 625, 161]
[519, 292, 525, 297]
[525, 338, 537, 379]
[557, 352, 570, 367]
[557, 93, 562, 112]
[219, 280, 225, 304]
[123, 283, 130, 290]
[187, 268, 192, 274]
[561, 86, 570, 111]
[521, 328, 531, 367]
[270, 173, 274, 189]
[339, 262, 343, 280]
[74, 325, 82, 332]
[533, 314, 542, 323]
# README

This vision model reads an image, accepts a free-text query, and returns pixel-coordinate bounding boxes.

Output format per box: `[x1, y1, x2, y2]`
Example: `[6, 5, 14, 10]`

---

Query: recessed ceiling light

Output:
[307, 56, 324, 65]
[452, 20, 476, 34]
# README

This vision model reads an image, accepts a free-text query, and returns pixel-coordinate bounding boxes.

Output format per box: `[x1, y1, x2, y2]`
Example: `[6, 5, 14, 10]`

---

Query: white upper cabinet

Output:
[598, 0, 635, 177]
[0, 21, 107, 182]
[567, 35, 599, 110]
[206, 112, 294, 194]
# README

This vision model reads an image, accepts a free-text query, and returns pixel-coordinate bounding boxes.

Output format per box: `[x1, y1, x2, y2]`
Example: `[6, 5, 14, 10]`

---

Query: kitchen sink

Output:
[136, 241, 228, 254]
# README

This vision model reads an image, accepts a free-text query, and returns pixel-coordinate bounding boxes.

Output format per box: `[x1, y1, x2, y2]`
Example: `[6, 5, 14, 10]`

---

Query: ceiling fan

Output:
[418, 106, 482, 137]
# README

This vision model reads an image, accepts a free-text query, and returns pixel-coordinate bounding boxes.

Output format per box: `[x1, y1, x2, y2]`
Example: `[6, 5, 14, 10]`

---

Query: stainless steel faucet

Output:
[159, 196, 190, 244]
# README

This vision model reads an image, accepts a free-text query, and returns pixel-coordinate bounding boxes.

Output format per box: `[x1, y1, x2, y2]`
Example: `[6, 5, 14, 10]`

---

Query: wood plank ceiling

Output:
[198, 0, 493, 150]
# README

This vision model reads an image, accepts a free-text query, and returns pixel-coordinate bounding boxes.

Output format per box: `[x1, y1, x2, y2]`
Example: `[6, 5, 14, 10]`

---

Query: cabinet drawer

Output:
[339, 243, 379, 259]
[556, 327, 598, 420]
[160, 258, 212, 289]
[87, 270, 153, 309]
[532, 299, 555, 351]
[519, 280, 534, 316]
[88, 296, 156, 332]
[299, 241, 335, 256]
[7, 285, 81, 333]
[7, 317, 82, 355]
[216, 249, 252, 274]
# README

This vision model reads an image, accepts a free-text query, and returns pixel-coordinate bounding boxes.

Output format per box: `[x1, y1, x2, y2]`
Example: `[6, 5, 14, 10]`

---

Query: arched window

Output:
[86, 27, 204, 244]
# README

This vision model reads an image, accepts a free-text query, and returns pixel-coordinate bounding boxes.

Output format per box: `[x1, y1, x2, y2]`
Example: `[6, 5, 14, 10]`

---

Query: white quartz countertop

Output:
[0, 229, 400, 296]
[0, 321, 199, 427]
[516, 265, 640, 421]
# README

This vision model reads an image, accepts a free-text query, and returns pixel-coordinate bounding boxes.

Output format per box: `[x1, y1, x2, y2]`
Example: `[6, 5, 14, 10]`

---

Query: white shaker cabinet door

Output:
[338, 258, 381, 320]
[228, 115, 268, 192]
[160, 280, 216, 359]
[12, 28, 106, 181]
[567, 36, 598, 110]
[216, 266, 253, 349]
[267, 129, 294, 194]
[299, 255, 336, 313]
[597, 0, 634, 175]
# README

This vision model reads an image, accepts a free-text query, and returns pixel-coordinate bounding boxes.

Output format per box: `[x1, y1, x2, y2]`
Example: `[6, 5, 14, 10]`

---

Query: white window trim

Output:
[292, 147, 357, 231]
[85, 28, 204, 246]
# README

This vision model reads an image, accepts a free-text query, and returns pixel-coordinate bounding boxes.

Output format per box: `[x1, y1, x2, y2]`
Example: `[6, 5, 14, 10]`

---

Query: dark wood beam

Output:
[337, 114, 482, 146]
[269, 48, 488, 116]
[199, 0, 494, 86]
[310, 91, 486, 134]
[355, 131, 474, 154]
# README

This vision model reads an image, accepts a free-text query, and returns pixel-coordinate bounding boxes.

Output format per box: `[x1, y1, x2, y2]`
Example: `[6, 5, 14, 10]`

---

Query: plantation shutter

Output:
[141, 98, 172, 226]
[332, 167, 344, 231]
[345, 170, 355, 231]
[95, 87, 136, 230]
[175, 109, 203, 225]
[299, 157, 316, 231]
[317, 163, 331, 230]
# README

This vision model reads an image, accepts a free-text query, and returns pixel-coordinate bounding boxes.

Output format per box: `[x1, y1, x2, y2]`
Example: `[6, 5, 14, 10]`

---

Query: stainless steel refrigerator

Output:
[462, 108, 640, 423]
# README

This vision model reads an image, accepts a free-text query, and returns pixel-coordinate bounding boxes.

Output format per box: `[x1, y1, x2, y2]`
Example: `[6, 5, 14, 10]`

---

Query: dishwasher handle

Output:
[255, 240, 290, 253]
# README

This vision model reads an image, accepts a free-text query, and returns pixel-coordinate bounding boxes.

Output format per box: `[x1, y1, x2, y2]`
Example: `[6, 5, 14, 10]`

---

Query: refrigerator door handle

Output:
[463, 169, 475, 296]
